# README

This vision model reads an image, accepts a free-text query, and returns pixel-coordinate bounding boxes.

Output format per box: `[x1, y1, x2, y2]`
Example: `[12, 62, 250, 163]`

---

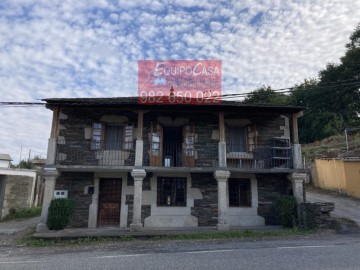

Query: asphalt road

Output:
[306, 189, 360, 225]
[0, 233, 359, 270]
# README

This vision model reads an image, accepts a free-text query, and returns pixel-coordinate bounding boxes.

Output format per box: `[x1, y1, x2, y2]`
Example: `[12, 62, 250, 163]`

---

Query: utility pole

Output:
[345, 127, 360, 152]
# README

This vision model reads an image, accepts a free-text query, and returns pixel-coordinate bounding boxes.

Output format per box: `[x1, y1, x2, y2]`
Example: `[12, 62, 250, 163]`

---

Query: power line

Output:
[0, 78, 359, 105]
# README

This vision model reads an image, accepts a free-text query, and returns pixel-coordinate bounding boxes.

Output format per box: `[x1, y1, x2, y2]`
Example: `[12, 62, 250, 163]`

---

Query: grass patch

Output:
[1, 207, 41, 222]
[150, 228, 317, 241]
[20, 232, 134, 247]
[19, 228, 317, 247]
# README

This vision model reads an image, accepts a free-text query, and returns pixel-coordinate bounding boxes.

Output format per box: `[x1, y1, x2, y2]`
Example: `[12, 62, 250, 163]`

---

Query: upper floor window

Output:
[91, 123, 133, 150]
[91, 123, 102, 150]
[228, 127, 246, 152]
[105, 124, 123, 150]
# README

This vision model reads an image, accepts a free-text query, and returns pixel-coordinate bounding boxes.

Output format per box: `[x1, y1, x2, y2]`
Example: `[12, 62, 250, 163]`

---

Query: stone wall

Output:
[299, 202, 336, 229]
[257, 173, 293, 225]
[57, 108, 138, 165]
[190, 173, 218, 226]
[2, 175, 34, 216]
[55, 172, 93, 228]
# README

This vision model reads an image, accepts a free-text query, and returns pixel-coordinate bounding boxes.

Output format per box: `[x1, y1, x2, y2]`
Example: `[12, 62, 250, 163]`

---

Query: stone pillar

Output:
[288, 173, 306, 203]
[36, 167, 59, 232]
[46, 138, 57, 165]
[135, 140, 144, 167]
[214, 170, 230, 230]
[130, 169, 146, 231]
[293, 144, 303, 169]
[88, 178, 100, 229]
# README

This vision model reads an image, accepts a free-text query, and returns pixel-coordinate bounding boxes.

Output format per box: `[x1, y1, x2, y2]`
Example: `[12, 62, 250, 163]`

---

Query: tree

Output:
[243, 86, 290, 105]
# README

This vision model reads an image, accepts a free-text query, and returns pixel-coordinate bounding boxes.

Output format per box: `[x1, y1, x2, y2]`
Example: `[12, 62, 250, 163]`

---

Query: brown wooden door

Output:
[98, 178, 122, 227]
[182, 124, 195, 167]
[149, 122, 163, 166]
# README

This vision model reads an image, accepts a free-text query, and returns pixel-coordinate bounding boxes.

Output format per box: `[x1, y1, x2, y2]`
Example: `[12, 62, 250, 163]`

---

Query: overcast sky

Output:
[0, 0, 359, 164]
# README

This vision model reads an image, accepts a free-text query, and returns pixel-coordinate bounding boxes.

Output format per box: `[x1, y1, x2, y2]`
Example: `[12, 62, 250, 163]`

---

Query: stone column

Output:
[88, 178, 100, 229]
[130, 169, 146, 231]
[36, 167, 59, 232]
[214, 170, 230, 230]
[288, 173, 306, 203]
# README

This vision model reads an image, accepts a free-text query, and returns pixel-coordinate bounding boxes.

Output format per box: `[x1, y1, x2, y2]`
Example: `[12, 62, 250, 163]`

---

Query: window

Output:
[91, 123, 134, 151]
[228, 178, 251, 207]
[228, 127, 246, 152]
[183, 124, 195, 156]
[157, 177, 186, 206]
[124, 124, 134, 150]
[91, 123, 102, 150]
[105, 125, 123, 150]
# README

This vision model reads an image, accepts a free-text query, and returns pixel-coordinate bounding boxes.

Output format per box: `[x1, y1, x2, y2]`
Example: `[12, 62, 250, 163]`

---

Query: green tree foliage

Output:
[243, 23, 360, 143]
[243, 86, 290, 105]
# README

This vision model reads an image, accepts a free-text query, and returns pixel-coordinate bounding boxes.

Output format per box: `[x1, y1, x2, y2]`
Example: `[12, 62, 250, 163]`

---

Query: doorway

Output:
[98, 178, 122, 227]
[163, 126, 182, 167]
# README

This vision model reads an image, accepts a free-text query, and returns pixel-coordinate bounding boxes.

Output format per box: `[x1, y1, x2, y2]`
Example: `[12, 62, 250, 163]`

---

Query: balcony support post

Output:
[214, 170, 230, 230]
[130, 169, 146, 231]
[218, 112, 227, 168]
[47, 107, 60, 165]
[292, 112, 303, 169]
[135, 109, 144, 167]
[36, 167, 59, 232]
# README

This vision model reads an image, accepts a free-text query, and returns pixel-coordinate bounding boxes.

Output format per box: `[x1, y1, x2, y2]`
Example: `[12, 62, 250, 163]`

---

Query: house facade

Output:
[37, 97, 306, 232]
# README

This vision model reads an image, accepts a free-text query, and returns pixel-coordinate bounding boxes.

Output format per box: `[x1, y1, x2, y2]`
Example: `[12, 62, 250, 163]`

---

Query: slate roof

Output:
[42, 96, 304, 114]
[0, 154, 12, 161]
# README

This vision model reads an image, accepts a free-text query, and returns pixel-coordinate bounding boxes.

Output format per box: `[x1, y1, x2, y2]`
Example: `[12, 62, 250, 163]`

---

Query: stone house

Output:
[37, 97, 307, 232]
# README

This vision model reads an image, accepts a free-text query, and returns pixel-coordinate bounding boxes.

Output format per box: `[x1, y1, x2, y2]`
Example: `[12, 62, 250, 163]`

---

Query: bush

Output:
[47, 199, 74, 230]
[275, 196, 298, 228]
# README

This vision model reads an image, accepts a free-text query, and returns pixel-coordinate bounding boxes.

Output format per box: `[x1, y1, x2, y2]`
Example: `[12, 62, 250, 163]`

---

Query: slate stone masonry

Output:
[55, 172, 93, 228]
[257, 173, 293, 225]
[191, 173, 218, 226]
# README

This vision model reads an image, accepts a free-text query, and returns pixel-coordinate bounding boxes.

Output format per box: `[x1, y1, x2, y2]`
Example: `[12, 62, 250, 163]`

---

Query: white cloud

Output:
[0, 0, 360, 162]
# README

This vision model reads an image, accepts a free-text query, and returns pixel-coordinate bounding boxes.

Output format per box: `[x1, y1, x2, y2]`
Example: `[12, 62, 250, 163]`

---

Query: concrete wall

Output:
[312, 159, 360, 198]
[312, 159, 346, 192]
[344, 160, 360, 198]
[0, 169, 37, 219]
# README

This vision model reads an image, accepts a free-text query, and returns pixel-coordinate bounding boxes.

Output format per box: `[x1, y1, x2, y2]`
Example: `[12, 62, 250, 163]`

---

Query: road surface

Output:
[0, 233, 359, 270]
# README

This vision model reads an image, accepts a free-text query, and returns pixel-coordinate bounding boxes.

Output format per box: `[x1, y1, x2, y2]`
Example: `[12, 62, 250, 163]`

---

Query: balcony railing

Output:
[55, 140, 135, 166]
[143, 142, 218, 168]
[226, 143, 293, 169]
[54, 139, 293, 170]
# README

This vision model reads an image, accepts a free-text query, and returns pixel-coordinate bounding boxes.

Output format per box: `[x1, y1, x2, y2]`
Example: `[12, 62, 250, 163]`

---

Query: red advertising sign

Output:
[138, 60, 222, 104]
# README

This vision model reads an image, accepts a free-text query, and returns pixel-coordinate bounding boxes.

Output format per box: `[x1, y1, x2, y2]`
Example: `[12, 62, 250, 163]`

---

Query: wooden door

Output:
[182, 124, 195, 167]
[149, 122, 163, 166]
[98, 178, 122, 227]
